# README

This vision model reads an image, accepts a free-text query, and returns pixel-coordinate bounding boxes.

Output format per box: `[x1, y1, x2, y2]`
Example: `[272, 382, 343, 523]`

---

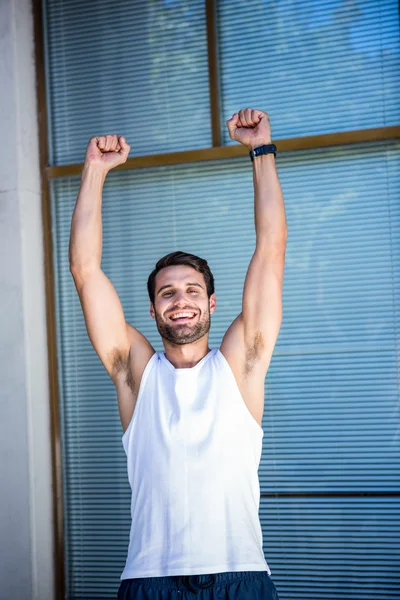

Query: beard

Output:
[154, 306, 211, 345]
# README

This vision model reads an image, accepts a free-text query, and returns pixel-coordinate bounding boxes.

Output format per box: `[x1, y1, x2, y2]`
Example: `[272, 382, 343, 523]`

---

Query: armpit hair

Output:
[110, 347, 135, 393]
[244, 331, 265, 377]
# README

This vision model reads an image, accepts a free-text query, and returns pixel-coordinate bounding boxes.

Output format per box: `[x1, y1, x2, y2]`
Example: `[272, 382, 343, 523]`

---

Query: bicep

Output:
[71, 267, 152, 379]
[221, 248, 285, 379]
[240, 248, 285, 371]
[242, 248, 285, 343]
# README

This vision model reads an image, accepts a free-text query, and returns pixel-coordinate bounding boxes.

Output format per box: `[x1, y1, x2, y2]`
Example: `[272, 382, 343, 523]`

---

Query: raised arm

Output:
[221, 109, 287, 382]
[69, 135, 155, 392]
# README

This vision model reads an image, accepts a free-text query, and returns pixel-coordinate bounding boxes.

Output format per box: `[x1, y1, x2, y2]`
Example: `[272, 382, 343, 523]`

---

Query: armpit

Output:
[244, 331, 265, 377]
[110, 347, 135, 393]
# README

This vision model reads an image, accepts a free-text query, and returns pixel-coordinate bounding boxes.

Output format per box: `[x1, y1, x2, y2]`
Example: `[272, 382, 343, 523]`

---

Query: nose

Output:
[169, 290, 196, 311]
[173, 290, 190, 304]
[173, 301, 194, 311]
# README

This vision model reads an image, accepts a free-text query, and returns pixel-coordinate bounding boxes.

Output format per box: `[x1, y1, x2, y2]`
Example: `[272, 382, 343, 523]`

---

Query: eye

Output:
[162, 292, 173, 297]
[188, 290, 199, 294]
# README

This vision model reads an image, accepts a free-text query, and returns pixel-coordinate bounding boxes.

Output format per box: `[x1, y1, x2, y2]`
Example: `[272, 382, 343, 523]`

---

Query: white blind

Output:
[43, 0, 400, 598]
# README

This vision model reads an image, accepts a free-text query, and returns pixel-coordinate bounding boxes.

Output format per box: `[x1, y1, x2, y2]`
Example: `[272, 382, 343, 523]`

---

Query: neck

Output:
[162, 341, 211, 369]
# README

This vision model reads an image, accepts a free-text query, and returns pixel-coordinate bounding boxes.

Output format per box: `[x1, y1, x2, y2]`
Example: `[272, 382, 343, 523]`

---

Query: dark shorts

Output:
[117, 570, 279, 599]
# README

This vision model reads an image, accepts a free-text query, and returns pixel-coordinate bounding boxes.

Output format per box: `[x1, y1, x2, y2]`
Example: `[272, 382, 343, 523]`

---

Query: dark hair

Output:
[147, 251, 215, 305]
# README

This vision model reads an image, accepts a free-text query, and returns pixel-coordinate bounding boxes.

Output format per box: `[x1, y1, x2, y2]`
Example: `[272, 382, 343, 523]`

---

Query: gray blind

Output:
[218, 0, 400, 141]
[51, 141, 400, 599]
[43, 0, 400, 598]
[43, 0, 211, 165]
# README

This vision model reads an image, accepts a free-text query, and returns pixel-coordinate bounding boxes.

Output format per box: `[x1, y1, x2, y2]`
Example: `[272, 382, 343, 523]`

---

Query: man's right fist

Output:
[84, 134, 130, 172]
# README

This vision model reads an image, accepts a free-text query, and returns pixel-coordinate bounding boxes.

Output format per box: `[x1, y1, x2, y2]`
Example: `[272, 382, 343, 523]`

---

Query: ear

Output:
[150, 302, 155, 319]
[209, 293, 216, 315]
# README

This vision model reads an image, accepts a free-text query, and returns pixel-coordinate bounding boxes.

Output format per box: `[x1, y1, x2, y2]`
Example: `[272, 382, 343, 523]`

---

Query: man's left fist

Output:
[226, 108, 271, 150]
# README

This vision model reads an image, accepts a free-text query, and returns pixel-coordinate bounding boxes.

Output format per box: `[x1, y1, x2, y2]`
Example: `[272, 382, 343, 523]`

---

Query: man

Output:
[69, 108, 287, 599]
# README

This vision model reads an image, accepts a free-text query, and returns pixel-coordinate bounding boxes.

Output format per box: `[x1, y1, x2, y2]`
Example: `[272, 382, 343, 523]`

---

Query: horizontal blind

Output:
[43, 0, 211, 165]
[218, 0, 400, 141]
[261, 497, 400, 599]
[50, 141, 400, 599]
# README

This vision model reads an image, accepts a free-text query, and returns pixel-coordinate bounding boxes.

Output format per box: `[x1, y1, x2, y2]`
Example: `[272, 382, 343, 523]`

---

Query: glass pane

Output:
[218, 0, 400, 141]
[44, 0, 211, 165]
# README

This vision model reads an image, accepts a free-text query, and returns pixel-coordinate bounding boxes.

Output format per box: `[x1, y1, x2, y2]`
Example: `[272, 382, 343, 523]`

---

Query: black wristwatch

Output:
[249, 144, 277, 161]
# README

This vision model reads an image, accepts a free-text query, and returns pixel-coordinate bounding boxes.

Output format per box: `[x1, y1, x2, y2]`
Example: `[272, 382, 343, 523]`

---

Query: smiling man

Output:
[69, 108, 287, 600]
[149, 261, 214, 350]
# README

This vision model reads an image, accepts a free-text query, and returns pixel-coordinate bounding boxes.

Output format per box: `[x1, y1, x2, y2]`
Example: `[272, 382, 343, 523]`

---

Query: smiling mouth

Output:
[169, 313, 197, 323]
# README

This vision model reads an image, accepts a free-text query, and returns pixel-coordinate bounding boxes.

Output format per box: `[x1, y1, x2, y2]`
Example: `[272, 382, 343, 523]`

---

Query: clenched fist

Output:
[226, 108, 271, 150]
[84, 134, 130, 173]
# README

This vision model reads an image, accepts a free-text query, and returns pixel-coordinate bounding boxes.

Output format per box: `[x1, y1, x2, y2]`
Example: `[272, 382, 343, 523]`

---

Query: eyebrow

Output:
[157, 282, 204, 295]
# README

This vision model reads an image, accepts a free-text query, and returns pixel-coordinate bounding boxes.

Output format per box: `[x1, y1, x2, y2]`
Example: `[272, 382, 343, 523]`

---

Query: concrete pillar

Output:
[0, 0, 54, 598]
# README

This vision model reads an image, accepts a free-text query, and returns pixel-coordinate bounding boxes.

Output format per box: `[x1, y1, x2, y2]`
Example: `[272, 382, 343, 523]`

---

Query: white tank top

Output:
[120, 348, 270, 579]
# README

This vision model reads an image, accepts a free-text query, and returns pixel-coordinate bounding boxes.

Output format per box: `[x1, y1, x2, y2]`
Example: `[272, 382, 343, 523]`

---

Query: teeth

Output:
[171, 312, 195, 320]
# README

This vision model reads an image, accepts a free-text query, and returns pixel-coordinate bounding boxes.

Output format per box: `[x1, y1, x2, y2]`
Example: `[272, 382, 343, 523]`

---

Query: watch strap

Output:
[249, 143, 277, 161]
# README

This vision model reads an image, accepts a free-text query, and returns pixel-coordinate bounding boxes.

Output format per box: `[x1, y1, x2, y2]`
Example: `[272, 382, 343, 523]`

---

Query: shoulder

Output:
[126, 323, 157, 382]
[220, 313, 271, 381]
[217, 344, 266, 429]
[114, 324, 156, 432]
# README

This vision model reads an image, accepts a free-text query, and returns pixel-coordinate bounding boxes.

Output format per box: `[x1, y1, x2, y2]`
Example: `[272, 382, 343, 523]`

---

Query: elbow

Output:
[256, 233, 287, 254]
[69, 262, 99, 279]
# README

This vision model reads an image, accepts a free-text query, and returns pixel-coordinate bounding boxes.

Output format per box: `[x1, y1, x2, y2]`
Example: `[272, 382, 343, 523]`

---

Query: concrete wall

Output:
[0, 0, 54, 598]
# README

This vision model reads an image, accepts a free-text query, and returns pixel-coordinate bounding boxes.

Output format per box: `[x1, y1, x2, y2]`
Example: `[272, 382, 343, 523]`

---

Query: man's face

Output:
[150, 265, 216, 345]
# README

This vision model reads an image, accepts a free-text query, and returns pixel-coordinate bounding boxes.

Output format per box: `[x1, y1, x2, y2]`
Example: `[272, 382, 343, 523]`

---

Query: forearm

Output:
[69, 164, 107, 271]
[252, 153, 287, 250]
